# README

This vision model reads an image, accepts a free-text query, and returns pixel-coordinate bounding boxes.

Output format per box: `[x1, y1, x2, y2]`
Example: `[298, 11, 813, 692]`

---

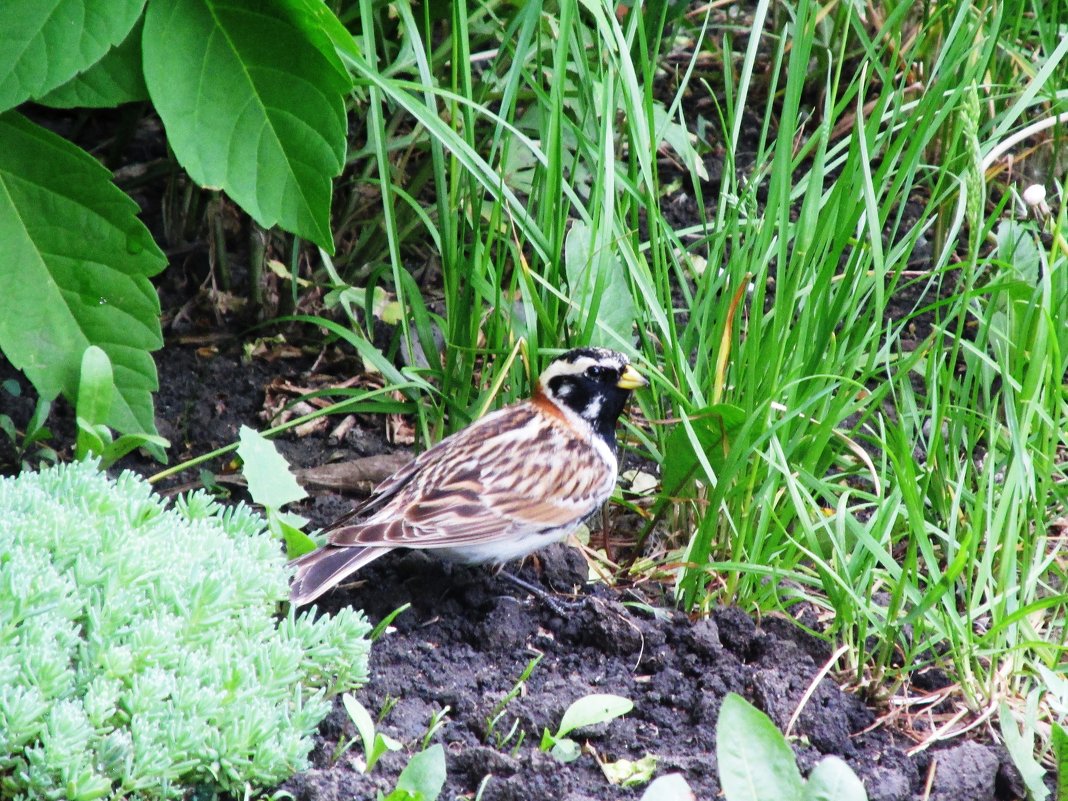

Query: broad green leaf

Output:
[652, 101, 708, 181]
[995, 220, 1042, 287]
[24, 398, 53, 447]
[549, 738, 582, 763]
[557, 693, 633, 738]
[1035, 664, 1068, 717]
[0, 0, 146, 111]
[74, 422, 108, 461]
[99, 432, 169, 465]
[372, 731, 404, 763]
[342, 694, 377, 765]
[391, 744, 447, 801]
[284, 0, 362, 61]
[142, 0, 350, 251]
[237, 425, 308, 509]
[0, 112, 165, 439]
[76, 346, 115, 428]
[640, 773, 695, 801]
[273, 511, 317, 559]
[662, 405, 747, 493]
[340, 694, 404, 776]
[501, 142, 541, 195]
[38, 18, 149, 108]
[802, 756, 868, 801]
[273, 509, 309, 530]
[564, 220, 636, 347]
[716, 693, 803, 801]
[75, 346, 166, 467]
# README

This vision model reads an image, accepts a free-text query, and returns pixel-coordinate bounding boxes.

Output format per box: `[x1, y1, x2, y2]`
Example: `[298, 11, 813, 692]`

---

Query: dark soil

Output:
[282, 547, 1020, 801]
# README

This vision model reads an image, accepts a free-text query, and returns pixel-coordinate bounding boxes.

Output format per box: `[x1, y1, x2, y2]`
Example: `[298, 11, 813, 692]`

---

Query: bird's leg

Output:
[496, 570, 583, 616]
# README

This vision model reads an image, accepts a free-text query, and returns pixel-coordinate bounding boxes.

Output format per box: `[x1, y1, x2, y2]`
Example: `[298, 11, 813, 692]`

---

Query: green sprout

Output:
[378, 743, 447, 801]
[539, 694, 634, 764]
[74, 346, 169, 467]
[337, 694, 403, 772]
[716, 693, 868, 801]
[484, 654, 542, 753]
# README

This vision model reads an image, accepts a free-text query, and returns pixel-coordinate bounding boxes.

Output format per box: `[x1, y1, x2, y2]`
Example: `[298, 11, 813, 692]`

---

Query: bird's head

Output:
[536, 347, 647, 444]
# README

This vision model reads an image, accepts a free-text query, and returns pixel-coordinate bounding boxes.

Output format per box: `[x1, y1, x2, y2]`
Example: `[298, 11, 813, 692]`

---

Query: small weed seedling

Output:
[420, 705, 451, 751]
[716, 693, 868, 801]
[379, 694, 401, 722]
[0, 380, 55, 471]
[484, 654, 542, 752]
[236, 425, 312, 553]
[336, 693, 402, 771]
[75, 346, 169, 466]
[371, 604, 412, 641]
[540, 694, 633, 763]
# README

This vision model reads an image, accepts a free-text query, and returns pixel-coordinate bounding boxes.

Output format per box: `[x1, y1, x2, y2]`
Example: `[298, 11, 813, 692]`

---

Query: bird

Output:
[289, 347, 647, 606]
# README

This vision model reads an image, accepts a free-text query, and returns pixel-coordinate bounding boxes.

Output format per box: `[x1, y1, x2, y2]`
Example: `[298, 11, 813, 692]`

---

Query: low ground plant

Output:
[716, 694, 868, 801]
[0, 461, 371, 799]
[540, 694, 634, 764]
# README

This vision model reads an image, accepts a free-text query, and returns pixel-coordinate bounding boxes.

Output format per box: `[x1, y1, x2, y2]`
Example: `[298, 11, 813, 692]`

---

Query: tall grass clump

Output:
[641, 0, 1067, 730]
[322, 0, 694, 438]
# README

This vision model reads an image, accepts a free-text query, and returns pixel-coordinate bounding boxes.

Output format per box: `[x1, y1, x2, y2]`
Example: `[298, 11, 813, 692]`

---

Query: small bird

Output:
[290, 347, 647, 606]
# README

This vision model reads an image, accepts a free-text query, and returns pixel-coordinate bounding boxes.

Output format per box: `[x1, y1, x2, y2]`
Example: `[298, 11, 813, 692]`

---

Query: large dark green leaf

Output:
[142, 0, 351, 251]
[0, 112, 165, 438]
[716, 694, 803, 801]
[38, 18, 149, 108]
[0, 0, 146, 111]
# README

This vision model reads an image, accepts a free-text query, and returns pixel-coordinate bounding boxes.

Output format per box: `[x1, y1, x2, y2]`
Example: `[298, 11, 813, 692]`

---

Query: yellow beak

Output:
[616, 364, 648, 390]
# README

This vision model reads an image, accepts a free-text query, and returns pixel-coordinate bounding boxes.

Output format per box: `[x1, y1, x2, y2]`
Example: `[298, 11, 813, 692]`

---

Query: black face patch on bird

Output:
[546, 355, 634, 446]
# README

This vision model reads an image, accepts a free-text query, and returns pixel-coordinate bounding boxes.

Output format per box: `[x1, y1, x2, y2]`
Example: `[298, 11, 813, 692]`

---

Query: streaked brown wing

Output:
[326, 403, 613, 550]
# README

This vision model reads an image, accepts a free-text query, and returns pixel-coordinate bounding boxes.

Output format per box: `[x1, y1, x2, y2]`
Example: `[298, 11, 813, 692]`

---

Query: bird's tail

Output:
[288, 545, 386, 606]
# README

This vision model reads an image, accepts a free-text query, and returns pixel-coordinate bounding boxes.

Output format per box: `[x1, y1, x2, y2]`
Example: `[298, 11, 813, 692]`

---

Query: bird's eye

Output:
[585, 365, 614, 381]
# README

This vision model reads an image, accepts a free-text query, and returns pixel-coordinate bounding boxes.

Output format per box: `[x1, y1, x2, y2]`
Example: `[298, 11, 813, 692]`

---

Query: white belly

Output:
[438, 525, 578, 565]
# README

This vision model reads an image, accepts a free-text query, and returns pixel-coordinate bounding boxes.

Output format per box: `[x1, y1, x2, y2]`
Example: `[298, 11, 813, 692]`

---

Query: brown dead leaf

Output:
[206, 288, 247, 316]
[246, 339, 304, 361]
[387, 411, 416, 445]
